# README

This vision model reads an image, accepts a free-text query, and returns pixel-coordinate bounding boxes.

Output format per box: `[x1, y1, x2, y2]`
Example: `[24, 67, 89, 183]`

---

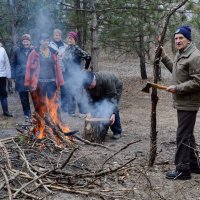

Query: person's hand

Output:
[166, 85, 177, 93]
[86, 113, 92, 119]
[155, 46, 166, 58]
[29, 85, 37, 91]
[110, 114, 115, 125]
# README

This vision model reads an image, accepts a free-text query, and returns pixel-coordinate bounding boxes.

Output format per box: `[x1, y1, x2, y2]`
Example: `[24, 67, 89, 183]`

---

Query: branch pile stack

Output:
[0, 118, 140, 199]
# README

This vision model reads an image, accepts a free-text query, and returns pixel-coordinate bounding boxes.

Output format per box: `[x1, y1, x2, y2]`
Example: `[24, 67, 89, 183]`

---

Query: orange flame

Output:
[32, 91, 71, 142]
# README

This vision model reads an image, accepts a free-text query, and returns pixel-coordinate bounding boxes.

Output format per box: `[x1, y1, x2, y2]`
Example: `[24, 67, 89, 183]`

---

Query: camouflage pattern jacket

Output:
[62, 45, 91, 75]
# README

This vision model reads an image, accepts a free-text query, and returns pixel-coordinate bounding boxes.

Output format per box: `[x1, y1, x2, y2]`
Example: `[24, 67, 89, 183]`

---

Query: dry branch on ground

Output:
[0, 130, 141, 199]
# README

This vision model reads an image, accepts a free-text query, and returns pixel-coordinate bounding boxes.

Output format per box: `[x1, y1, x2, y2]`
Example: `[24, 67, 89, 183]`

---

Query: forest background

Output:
[1, 0, 200, 79]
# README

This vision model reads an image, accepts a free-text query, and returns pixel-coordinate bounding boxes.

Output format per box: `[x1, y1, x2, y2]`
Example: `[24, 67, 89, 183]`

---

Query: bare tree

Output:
[8, 0, 17, 48]
[90, 0, 99, 72]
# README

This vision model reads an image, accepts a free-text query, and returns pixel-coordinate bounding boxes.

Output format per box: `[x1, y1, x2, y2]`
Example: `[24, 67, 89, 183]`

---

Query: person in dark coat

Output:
[84, 71, 123, 139]
[62, 32, 91, 116]
[12, 34, 33, 118]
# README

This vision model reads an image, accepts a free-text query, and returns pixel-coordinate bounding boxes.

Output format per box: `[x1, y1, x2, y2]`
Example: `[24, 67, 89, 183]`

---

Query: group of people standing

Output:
[0, 28, 123, 140]
[13, 29, 91, 119]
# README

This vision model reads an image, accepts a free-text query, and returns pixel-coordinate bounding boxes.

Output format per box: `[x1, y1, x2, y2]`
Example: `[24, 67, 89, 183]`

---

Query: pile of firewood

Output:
[0, 113, 140, 199]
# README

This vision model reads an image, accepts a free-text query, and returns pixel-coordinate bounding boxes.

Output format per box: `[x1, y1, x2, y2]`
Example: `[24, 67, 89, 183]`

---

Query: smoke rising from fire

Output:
[61, 61, 117, 119]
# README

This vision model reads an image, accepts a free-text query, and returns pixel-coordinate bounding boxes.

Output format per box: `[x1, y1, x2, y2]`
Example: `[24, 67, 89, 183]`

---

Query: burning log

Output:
[84, 117, 110, 143]
[44, 114, 73, 145]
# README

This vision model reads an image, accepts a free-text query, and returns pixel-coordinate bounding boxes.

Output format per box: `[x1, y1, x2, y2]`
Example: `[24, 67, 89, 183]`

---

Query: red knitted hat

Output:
[68, 32, 78, 42]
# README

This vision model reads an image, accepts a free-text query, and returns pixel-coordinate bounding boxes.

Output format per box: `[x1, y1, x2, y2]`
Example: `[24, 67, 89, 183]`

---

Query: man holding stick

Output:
[160, 25, 200, 180]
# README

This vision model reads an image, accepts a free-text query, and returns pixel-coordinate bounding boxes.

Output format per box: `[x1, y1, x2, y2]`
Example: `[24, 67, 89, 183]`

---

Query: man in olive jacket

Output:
[161, 25, 200, 180]
[84, 71, 123, 139]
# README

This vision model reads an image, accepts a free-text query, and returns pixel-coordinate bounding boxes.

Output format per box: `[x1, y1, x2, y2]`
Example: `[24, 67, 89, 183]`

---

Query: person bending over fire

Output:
[24, 33, 64, 120]
[84, 71, 123, 139]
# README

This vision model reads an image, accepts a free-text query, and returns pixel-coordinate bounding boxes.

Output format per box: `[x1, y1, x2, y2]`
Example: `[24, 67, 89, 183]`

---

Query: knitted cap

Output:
[39, 33, 50, 40]
[174, 25, 191, 41]
[83, 71, 94, 87]
[68, 32, 78, 42]
[21, 34, 31, 41]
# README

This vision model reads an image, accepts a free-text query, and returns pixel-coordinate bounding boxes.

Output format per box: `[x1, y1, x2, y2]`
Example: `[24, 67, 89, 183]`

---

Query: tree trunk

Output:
[90, 0, 99, 72]
[81, 1, 87, 49]
[75, 0, 82, 47]
[8, 0, 17, 48]
[171, 35, 176, 55]
[139, 33, 147, 79]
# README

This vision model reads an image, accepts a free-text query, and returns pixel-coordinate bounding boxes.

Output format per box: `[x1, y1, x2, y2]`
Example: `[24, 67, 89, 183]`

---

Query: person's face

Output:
[174, 33, 190, 51]
[53, 32, 62, 42]
[40, 39, 49, 48]
[88, 79, 96, 89]
[22, 40, 31, 48]
[67, 36, 76, 45]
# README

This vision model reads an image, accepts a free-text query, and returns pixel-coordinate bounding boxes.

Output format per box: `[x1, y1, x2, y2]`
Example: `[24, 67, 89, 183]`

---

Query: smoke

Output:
[29, 7, 55, 45]
[89, 99, 116, 118]
[61, 59, 116, 119]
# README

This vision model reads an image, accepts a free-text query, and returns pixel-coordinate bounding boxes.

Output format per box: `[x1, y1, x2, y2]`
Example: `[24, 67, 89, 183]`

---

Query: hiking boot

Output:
[1, 98, 13, 117]
[112, 134, 121, 139]
[3, 111, 13, 117]
[78, 113, 86, 118]
[166, 170, 191, 180]
[190, 166, 200, 174]
[69, 113, 76, 117]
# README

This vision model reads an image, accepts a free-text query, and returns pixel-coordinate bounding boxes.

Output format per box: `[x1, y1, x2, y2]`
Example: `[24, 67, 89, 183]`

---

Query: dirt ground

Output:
[1, 58, 200, 200]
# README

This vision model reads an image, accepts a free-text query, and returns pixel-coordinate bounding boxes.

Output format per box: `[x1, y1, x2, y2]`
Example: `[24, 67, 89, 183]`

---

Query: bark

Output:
[137, 1, 147, 80]
[84, 118, 110, 143]
[90, 0, 99, 72]
[139, 33, 147, 80]
[171, 35, 176, 55]
[8, 0, 17, 48]
[74, 0, 86, 48]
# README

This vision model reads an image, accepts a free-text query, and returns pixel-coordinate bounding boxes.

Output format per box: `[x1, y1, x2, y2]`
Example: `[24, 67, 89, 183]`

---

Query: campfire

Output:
[24, 92, 73, 147]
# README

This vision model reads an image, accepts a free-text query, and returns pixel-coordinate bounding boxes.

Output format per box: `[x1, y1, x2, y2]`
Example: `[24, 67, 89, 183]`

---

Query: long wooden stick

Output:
[101, 140, 141, 168]
[149, 0, 189, 167]
[0, 167, 13, 200]
[74, 135, 111, 150]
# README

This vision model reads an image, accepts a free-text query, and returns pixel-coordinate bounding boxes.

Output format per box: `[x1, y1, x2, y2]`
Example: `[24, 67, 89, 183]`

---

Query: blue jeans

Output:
[110, 110, 122, 135]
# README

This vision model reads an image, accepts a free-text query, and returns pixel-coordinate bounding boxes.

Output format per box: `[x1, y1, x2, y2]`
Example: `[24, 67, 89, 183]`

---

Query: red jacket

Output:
[24, 49, 64, 89]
